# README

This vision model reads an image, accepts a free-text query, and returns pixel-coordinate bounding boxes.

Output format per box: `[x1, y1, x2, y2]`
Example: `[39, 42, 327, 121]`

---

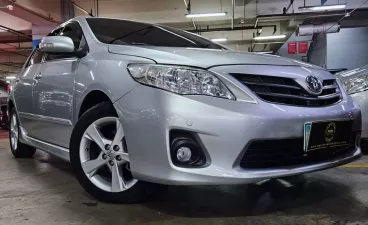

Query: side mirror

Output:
[39, 36, 75, 54]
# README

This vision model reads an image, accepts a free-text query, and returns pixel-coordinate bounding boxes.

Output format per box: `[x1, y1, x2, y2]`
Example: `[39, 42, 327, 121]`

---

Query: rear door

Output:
[13, 48, 44, 135]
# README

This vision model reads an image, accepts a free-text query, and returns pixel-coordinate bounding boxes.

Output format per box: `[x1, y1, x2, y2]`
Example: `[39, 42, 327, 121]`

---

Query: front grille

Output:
[239, 132, 357, 169]
[232, 74, 341, 107]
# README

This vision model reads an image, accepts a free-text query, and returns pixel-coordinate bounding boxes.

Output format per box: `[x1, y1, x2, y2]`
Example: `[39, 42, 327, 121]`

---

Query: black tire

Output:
[360, 139, 368, 154]
[9, 108, 36, 158]
[70, 102, 151, 203]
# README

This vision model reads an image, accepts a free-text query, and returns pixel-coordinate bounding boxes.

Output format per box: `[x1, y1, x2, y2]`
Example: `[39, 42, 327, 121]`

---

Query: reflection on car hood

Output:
[108, 45, 323, 69]
[335, 64, 368, 82]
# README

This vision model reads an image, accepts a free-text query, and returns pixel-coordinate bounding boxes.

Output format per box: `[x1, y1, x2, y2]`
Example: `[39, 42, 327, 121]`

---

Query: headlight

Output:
[127, 64, 235, 100]
[343, 74, 368, 95]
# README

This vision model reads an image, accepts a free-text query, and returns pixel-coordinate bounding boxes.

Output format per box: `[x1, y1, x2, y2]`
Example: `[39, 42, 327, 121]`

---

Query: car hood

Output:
[108, 45, 323, 69]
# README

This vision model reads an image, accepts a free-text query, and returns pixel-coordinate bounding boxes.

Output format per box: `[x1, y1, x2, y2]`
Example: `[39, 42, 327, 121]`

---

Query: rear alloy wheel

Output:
[70, 102, 149, 203]
[10, 114, 18, 150]
[9, 108, 36, 158]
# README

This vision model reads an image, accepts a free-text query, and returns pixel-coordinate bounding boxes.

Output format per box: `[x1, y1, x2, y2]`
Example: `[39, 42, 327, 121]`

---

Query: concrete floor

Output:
[0, 131, 367, 225]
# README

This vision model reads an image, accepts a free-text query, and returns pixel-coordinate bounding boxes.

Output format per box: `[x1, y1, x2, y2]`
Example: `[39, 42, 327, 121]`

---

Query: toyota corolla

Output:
[8, 16, 362, 203]
[336, 64, 368, 143]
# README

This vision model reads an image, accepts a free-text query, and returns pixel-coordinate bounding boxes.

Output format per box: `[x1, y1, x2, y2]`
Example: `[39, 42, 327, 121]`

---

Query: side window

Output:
[48, 27, 63, 37]
[25, 48, 44, 68]
[45, 22, 86, 61]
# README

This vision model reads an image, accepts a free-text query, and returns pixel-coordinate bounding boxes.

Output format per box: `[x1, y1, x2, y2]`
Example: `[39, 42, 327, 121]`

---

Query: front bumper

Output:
[114, 83, 361, 185]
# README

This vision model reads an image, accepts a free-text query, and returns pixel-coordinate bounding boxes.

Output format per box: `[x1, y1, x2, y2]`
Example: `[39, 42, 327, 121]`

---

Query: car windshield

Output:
[86, 18, 226, 49]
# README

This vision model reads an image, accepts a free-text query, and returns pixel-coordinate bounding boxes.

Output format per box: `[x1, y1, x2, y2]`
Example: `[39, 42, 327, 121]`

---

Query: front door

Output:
[31, 58, 77, 147]
[14, 49, 44, 135]
[31, 22, 87, 148]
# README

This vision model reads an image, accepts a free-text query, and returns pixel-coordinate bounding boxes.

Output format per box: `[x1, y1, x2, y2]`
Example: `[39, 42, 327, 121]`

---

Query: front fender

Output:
[72, 52, 152, 125]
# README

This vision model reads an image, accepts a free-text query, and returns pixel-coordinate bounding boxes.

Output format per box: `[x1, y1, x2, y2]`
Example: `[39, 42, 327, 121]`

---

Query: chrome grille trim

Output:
[231, 74, 341, 107]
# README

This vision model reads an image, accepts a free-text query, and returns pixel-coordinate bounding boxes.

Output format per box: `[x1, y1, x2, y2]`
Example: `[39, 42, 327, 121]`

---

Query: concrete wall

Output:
[327, 27, 368, 70]
[309, 34, 327, 68]
[306, 27, 368, 70]
[276, 33, 312, 61]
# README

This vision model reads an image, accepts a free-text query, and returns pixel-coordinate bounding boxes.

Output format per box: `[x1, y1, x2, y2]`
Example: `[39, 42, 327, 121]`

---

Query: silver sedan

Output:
[8, 16, 361, 203]
[336, 64, 368, 139]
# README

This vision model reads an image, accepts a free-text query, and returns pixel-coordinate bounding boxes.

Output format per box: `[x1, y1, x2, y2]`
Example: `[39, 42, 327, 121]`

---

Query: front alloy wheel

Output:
[70, 102, 150, 203]
[80, 117, 137, 192]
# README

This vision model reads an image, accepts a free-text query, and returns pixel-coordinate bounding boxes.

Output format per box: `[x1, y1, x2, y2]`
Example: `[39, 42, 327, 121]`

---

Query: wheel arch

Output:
[77, 90, 114, 119]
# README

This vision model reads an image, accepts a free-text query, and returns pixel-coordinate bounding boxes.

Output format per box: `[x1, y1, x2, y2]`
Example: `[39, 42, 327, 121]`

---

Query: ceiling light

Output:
[299, 4, 346, 11]
[185, 12, 227, 18]
[253, 35, 286, 40]
[6, 76, 16, 80]
[211, 38, 227, 42]
[253, 51, 273, 54]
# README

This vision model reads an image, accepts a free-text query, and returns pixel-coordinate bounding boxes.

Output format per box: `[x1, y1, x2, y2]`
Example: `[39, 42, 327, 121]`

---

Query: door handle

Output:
[34, 72, 42, 80]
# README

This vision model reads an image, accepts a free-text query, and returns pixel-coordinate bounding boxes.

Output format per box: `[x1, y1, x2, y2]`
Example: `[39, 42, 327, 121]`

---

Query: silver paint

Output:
[9, 16, 362, 186]
[39, 36, 75, 53]
[337, 64, 368, 139]
[31, 58, 76, 147]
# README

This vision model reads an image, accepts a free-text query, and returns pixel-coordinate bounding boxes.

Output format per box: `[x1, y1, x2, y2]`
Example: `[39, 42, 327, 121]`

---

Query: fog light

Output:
[170, 131, 207, 167]
[176, 147, 192, 162]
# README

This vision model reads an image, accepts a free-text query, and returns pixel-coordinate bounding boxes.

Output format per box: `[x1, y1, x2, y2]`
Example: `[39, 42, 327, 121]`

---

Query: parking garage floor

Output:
[0, 131, 367, 225]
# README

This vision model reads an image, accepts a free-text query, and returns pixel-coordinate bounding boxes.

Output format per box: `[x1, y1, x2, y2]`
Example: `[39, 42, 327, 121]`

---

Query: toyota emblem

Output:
[305, 76, 323, 95]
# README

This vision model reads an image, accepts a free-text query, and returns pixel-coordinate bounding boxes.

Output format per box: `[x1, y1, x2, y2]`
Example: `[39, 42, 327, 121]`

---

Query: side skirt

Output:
[19, 127, 70, 162]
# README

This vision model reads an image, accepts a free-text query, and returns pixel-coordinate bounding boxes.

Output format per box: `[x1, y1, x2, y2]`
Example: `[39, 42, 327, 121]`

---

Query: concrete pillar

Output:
[60, 0, 75, 22]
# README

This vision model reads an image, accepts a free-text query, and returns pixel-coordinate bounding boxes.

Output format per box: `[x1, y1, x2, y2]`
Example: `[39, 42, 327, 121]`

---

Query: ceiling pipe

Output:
[297, 22, 341, 36]
[253, 8, 368, 25]
[183, 0, 197, 30]
[0, 69, 9, 74]
[254, 41, 285, 45]
[283, 0, 295, 15]
[0, 48, 33, 52]
[187, 25, 276, 33]
[0, 69, 20, 74]
[66, 0, 94, 16]
[215, 39, 286, 45]
[0, 49, 28, 57]
[0, 62, 23, 65]
[0, 63, 22, 68]
[232, 0, 235, 29]
[0, 39, 31, 44]
[254, 18, 259, 28]
[254, 10, 346, 28]
[0, 25, 32, 39]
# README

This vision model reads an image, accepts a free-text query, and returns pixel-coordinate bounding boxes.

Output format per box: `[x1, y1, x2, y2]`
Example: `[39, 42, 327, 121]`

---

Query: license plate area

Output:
[304, 119, 353, 152]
